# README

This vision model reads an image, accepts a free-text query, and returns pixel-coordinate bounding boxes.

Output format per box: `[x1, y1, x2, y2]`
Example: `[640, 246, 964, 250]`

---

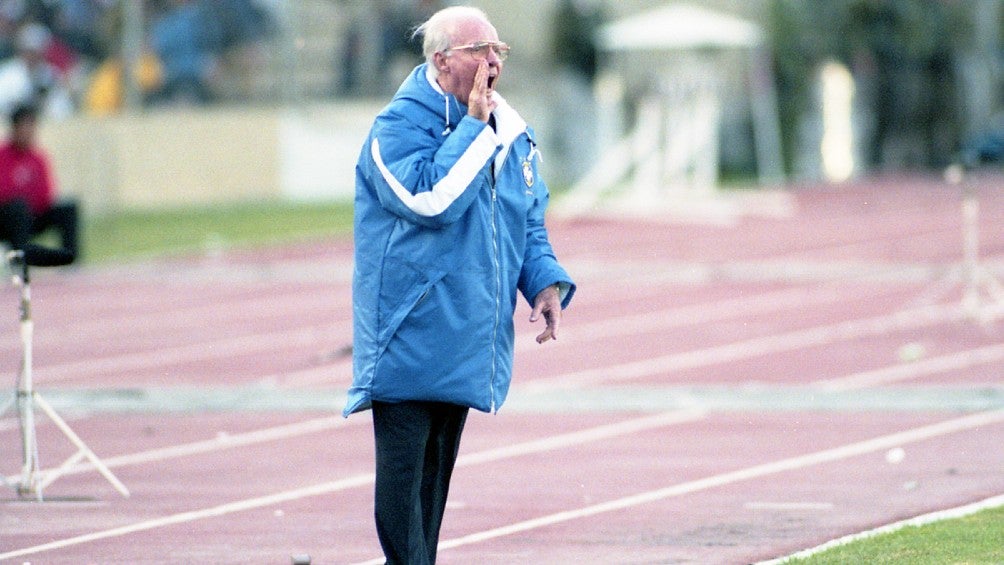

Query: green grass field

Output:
[784, 503, 1004, 564]
[77, 200, 354, 264]
[59, 201, 1004, 561]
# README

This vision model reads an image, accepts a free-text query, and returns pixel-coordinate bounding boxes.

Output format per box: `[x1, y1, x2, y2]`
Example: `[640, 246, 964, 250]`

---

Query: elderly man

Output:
[345, 5, 576, 563]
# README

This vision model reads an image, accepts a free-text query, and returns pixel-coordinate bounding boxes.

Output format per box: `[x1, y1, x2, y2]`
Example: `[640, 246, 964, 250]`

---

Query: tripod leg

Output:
[1, 392, 20, 492]
[16, 387, 43, 500]
[909, 264, 962, 309]
[11, 286, 44, 500]
[968, 267, 1004, 323]
[5, 259, 128, 500]
[979, 268, 1004, 303]
[31, 393, 130, 498]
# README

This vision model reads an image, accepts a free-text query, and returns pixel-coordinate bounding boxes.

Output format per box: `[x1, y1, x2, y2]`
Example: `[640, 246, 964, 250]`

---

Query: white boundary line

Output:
[745, 502, 835, 511]
[2, 289, 347, 351]
[0, 278, 861, 389]
[9, 275, 933, 389]
[5, 315, 997, 483]
[526, 304, 964, 392]
[281, 283, 858, 387]
[29, 321, 349, 384]
[515, 283, 853, 351]
[755, 493, 1004, 564]
[25, 281, 847, 387]
[814, 342, 1004, 391]
[339, 410, 1004, 565]
[0, 410, 704, 561]
[282, 283, 855, 387]
[3, 414, 363, 484]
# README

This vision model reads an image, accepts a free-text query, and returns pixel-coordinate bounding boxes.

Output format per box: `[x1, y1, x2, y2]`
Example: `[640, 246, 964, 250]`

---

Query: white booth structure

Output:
[558, 3, 788, 221]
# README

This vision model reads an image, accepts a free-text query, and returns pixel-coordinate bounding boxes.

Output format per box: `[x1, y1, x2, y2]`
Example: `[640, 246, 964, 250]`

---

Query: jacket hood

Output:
[392, 63, 466, 137]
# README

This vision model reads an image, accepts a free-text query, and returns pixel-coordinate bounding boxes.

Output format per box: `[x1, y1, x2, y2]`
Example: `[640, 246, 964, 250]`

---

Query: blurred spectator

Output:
[336, 16, 361, 95]
[8, 1, 85, 74]
[841, 0, 962, 169]
[552, 0, 602, 82]
[549, 0, 603, 185]
[146, 0, 275, 106]
[148, 0, 219, 105]
[84, 48, 163, 115]
[0, 5, 20, 60]
[339, 0, 440, 96]
[80, 0, 163, 114]
[0, 22, 74, 119]
[199, 0, 274, 53]
[198, 0, 275, 102]
[381, 0, 437, 92]
[0, 103, 79, 262]
[50, 0, 114, 63]
[380, 0, 426, 63]
[962, 113, 1004, 166]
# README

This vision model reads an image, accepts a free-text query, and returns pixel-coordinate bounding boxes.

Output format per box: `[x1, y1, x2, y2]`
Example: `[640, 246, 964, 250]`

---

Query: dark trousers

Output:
[371, 400, 469, 565]
[0, 198, 79, 260]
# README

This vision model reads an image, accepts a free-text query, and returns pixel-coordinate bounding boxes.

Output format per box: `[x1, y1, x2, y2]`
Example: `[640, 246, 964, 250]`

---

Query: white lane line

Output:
[29, 274, 883, 388]
[34, 282, 841, 387]
[525, 304, 965, 392]
[455, 410, 704, 467]
[0, 475, 377, 562]
[0, 410, 704, 561]
[515, 283, 855, 351]
[744, 502, 835, 511]
[279, 358, 352, 387]
[5, 415, 365, 485]
[288, 322, 1004, 393]
[815, 342, 1004, 391]
[0, 412, 89, 433]
[8, 291, 348, 351]
[384, 409, 1003, 564]
[33, 321, 349, 384]
[16, 278, 911, 389]
[282, 283, 884, 388]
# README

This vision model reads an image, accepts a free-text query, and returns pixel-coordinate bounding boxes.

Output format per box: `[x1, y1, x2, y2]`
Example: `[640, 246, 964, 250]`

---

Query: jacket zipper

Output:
[489, 169, 501, 412]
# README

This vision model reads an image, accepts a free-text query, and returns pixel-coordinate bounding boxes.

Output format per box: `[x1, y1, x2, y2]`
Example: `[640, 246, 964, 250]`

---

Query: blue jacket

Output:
[344, 64, 575, 416]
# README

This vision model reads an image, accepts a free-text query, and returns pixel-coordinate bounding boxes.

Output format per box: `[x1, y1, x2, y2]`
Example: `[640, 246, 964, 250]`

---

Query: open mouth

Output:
[488, 75, 497, 89]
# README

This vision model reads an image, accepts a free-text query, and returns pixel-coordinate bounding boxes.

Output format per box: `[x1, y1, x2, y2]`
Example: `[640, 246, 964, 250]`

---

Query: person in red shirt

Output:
[0, 104, 78, 262]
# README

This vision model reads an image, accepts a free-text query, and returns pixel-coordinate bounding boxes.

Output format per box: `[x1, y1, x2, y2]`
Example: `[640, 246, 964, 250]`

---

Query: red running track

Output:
[1, 173, 1003, 564]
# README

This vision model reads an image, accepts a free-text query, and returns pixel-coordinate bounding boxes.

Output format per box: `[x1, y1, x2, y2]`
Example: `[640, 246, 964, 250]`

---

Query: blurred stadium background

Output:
[1, 3, 1003, 561]
[1, 0, 1000, 217]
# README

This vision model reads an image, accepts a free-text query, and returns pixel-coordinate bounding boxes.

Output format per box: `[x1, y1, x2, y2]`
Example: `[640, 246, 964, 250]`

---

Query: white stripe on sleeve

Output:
[371, 128, 498, 217]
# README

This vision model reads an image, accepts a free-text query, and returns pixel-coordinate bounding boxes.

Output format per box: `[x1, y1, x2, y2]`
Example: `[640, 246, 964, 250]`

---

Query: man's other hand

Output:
[530, 284, 561, 344]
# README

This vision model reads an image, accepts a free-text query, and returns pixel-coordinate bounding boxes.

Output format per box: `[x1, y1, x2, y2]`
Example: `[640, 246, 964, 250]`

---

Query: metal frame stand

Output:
[1, 249, 129, 500]
[915, 165, 1004, 324]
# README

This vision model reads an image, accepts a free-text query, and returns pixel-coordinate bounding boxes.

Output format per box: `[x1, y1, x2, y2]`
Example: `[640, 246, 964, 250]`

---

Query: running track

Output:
[1, 173, 1003, 564]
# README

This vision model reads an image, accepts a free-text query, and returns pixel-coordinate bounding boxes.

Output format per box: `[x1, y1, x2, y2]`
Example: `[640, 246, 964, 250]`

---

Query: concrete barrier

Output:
[40, 102, 381, 215]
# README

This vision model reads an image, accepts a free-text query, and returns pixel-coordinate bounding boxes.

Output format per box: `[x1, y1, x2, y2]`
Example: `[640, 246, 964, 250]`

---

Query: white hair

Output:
[413, 6, 493, 76]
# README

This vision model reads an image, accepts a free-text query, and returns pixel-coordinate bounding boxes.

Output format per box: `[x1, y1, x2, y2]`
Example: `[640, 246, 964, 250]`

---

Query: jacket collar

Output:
[415, 63, 526, 144]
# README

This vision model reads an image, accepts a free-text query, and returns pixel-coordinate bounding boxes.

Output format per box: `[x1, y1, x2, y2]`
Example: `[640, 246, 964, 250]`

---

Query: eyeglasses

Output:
[444, 41, 510, 62]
